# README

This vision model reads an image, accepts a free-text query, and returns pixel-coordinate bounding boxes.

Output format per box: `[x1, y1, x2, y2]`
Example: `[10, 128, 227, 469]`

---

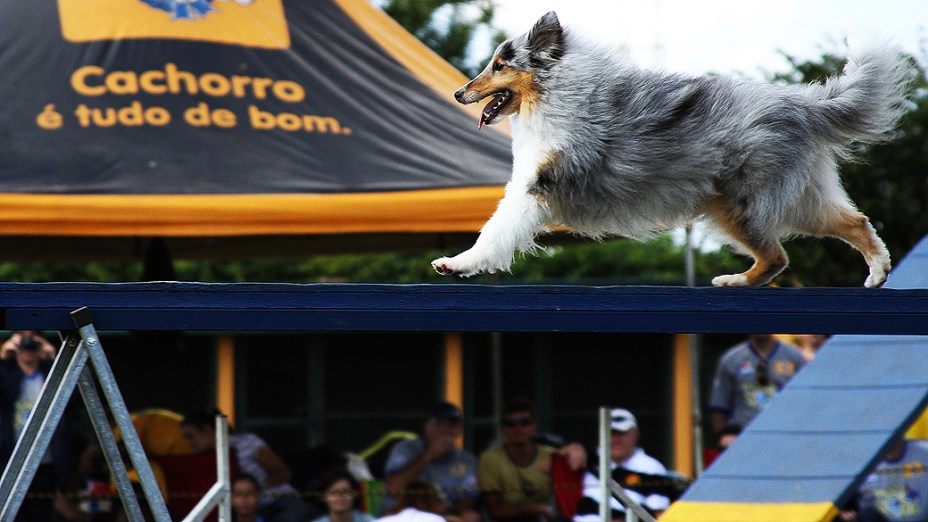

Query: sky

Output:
[487, 0, 927, 78]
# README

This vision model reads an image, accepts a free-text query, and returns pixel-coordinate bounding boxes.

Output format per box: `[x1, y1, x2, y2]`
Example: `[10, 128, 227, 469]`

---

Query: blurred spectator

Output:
[64, 442, 116, 521]
[478, 397, 586, 522]
[777, 334, 828, 361]
[377, 480, 446, 522]
[174, 410, 240, 520]
[0, 330, 74, 521]
[384, 401, 478, 522]
[573, 408, 679, 521]
[182, 410, 315, 522]
[231, 474, 266, 522]
[708, 334, 806, 435]
[841, 438, 928, 521]
[312, 468, 375, 522]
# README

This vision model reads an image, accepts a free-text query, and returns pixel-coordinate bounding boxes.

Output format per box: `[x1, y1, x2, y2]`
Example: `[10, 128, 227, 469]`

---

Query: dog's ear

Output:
[528, 11, 564, 68]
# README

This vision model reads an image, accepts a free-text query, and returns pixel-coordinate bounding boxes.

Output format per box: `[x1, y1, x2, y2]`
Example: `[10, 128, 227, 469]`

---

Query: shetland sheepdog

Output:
[431, 11, 912, 287]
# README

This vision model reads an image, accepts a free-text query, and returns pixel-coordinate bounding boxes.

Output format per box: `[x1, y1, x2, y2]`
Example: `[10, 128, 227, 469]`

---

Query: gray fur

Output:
[518, 28, 911, 241]
[436, 11, 913, 286]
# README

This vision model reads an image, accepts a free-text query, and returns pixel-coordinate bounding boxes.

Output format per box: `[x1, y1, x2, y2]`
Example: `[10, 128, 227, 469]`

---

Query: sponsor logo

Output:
[58, 0, 290, 49]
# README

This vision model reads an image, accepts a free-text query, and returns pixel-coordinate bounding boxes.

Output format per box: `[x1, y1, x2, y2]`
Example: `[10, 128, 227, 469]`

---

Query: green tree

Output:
[769, 51, 928, 286]
[380, 0, 505, 76]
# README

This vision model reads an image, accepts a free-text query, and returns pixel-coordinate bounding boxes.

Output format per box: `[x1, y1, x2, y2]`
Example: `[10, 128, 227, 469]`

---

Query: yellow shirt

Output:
[478, 444, 556, 507]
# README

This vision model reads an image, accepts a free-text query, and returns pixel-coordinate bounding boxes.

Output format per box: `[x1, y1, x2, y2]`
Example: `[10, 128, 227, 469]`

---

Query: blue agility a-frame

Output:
[663, 235, 928, 522]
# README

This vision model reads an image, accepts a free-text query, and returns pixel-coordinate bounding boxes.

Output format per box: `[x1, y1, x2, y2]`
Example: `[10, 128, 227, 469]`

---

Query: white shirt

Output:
[376, 508, 445, 522]
[574, 447, 670, 521]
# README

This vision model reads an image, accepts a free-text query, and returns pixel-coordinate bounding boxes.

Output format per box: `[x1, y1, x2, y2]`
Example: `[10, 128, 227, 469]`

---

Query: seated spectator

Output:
[312, 468, 375, 522]
[478, 397, 586, 522]
[182, 409, 316, 522]
[841, 438, 928, 521]
[573, 408, 686, 521]
[384, 401, 479, 522]
[232, 474, 273, 522]
[377, 480, 446, 522]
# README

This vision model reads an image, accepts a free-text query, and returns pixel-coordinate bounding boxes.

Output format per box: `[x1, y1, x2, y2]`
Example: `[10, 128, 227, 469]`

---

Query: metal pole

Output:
[691, 333, 705, 477]
[491, 331, 503, 439]
[685, 226, 695, 287]
[181, 414, 231, 522]
[607, 479, 656, 522]
[77, 368, 147, 522]
[216, 415, 231, 522]
[72, 308, 173, 522]
[598, 407, 611, 522]
[685, 225, 706, 476]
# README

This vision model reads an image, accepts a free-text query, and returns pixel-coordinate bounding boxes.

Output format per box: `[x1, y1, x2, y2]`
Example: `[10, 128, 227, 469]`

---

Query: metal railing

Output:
[0, 307, 232, 522]
[598, 407, 657, 522]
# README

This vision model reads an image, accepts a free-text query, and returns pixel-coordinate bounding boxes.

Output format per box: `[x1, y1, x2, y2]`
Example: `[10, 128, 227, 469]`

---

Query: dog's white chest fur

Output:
[509, 115, 559, 190]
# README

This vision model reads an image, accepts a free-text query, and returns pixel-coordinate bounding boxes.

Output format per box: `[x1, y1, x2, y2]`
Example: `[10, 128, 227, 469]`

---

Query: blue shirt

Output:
[857, 440, 928, 522]
[383, 438, 478, 511]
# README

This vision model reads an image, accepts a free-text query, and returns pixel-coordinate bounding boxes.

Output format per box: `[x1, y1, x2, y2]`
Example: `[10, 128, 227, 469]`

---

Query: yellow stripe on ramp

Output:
[660, 501, 838, 522]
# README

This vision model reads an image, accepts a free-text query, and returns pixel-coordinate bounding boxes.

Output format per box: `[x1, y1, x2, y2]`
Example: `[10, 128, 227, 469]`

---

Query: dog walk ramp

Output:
[662, 235, 928, 522]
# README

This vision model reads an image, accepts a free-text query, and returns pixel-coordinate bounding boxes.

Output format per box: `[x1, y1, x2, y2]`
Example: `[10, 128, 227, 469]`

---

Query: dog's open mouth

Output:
[479, 91, 512, 129]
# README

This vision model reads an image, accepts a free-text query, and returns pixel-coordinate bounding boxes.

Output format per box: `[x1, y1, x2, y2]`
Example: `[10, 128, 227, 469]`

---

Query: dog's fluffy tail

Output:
[813, 41, 913, 152]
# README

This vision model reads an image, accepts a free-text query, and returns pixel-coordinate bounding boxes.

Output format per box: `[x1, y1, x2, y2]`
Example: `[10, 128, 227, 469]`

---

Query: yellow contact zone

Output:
[660, 501, 839, 522]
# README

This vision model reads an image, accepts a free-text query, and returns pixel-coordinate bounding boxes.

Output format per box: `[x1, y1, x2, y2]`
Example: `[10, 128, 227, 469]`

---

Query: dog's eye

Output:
[492, 62, 506, 72]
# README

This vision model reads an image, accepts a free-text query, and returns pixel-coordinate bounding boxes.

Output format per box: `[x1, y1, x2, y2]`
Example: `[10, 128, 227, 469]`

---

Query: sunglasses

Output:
[756, 361, 770, 387]
[501, 415, 534, 428]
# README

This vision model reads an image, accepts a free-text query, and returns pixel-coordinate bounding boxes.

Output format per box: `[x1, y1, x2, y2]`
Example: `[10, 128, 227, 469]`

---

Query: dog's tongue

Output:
[479, 93, 505, 130]
[478, 107, 490, 130]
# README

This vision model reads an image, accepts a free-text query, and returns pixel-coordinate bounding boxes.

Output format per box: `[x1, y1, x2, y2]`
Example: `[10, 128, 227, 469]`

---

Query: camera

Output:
[18, 333, 40, 352]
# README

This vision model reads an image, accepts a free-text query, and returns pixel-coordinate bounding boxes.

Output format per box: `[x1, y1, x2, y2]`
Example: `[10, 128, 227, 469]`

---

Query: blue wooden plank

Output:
[682, 476, 851, 504]
[885, 235, 928, 289]
[746, 387, 928, 433]
[702, 433, 889, 480]
[1, 283, 928, 333]
[787, 336, 928, 388]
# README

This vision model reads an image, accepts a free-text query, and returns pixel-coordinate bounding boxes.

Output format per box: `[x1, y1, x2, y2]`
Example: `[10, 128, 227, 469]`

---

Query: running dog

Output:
[431, 11, 912, 287]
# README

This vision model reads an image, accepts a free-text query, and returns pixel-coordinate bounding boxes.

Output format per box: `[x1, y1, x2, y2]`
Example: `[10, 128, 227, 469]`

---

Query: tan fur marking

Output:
[819, 208, 885, 262]
[512, 70, 541, 115]
[705, 197, 788, 286]
[823, 209, 880, 256]
[529, 150, 562, 202]
[460, 67, 539, 119]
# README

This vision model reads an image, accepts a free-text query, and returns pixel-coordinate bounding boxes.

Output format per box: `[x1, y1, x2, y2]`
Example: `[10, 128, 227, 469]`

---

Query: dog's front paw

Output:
[711, 274, 749, 287]
[864, 266, 889, 288]
[431, 257, 478, 277]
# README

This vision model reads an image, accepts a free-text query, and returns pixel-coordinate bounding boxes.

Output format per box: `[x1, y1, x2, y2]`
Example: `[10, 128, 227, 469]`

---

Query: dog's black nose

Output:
[454, 87, 466, 103]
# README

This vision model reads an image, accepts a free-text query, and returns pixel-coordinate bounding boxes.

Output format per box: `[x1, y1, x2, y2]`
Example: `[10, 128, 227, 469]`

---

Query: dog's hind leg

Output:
[712, 240, 789, 287]
[811, 206, 891, 288]
[706, 199, 789, 287]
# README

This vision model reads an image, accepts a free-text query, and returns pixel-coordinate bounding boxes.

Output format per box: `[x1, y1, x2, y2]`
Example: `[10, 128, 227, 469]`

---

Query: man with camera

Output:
[0, 331, 76, 521]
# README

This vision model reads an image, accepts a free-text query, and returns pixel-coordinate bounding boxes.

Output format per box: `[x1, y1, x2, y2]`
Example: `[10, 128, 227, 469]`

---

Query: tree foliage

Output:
[380, 0, 505, 76]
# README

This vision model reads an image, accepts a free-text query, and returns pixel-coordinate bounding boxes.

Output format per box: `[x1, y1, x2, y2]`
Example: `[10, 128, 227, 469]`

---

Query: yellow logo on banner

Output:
[58, 0, 290, 49]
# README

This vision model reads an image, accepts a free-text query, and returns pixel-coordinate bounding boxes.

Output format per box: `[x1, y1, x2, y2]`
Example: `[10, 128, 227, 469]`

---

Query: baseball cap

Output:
[427, 401, 462, 421]
[610, 408, 638, 432]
